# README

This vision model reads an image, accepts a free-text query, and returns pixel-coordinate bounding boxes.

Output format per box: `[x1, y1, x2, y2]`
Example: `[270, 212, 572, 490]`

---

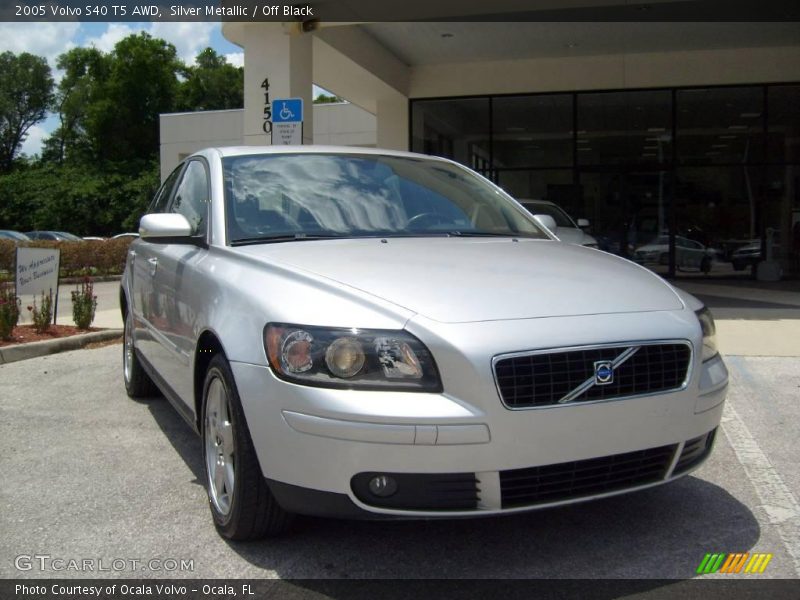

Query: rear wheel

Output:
[202, 354, 293, 540]
[123, 310, 159, 398]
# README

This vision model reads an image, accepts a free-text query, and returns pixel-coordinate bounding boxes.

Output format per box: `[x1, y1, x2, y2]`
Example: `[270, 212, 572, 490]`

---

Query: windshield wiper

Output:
[231, 233, 347, 246]
[443, 231, 521, 237]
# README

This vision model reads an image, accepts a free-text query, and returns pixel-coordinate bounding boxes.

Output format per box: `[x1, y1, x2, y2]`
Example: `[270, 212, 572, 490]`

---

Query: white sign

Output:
[273, 121, 303, 145]
[16, 247, 60, 298]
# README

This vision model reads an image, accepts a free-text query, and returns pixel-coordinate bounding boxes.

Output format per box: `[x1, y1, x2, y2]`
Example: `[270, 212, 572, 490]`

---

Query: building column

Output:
[242, 23, 313, 146]
[376, 93, 409, 151]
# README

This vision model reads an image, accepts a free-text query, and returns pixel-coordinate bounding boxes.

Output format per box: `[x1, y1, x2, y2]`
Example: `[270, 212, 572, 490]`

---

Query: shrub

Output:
[0, 283, 20, 340]
[27, 291, 53, 334]
[71, 278, 98, 329]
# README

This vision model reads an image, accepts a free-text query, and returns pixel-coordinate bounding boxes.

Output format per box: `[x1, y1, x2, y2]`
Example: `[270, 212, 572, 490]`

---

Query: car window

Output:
[149, 165, 184, 214]
[170, 160, 209, 237]
[222, 154, 547, 243]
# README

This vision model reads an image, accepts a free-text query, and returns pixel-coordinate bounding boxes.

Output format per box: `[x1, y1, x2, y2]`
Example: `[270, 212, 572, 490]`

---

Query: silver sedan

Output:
[120, 147, 727, 540]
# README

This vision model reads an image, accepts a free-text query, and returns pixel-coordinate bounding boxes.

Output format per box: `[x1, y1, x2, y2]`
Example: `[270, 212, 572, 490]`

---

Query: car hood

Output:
[235, 238, 683, 323]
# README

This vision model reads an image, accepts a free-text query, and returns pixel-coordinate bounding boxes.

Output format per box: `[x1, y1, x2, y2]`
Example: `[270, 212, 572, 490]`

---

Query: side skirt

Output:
[137, 348, 200, 435]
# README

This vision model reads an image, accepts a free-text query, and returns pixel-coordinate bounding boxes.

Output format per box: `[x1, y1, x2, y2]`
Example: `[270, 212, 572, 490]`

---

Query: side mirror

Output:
[533, 214, 558, 235]
[139, 213, 193, 241]
[577, 218, 590, 228]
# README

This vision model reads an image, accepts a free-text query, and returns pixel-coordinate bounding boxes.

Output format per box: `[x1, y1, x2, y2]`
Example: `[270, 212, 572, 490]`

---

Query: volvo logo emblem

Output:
[594, 361, 614, 385]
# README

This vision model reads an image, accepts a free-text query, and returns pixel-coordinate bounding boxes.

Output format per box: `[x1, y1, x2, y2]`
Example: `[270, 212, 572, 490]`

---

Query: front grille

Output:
[500, 444, 677, 509]
[494, 342, 691, 408]
[673, 428, 717, 475]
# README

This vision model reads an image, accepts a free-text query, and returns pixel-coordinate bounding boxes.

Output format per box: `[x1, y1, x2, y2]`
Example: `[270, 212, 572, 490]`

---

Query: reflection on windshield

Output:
[222, 154, 547, 244]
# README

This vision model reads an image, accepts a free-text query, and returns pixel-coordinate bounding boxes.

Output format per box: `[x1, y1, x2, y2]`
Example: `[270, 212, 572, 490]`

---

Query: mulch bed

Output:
[0, 324, 101, 347]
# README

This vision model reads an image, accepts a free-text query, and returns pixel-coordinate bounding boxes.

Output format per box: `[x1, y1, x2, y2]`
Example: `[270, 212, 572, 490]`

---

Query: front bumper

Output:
[232, 309, 727, 518]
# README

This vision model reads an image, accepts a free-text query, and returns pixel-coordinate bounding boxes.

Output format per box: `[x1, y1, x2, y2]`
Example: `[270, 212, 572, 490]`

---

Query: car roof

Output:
[198, 145, 455, 163]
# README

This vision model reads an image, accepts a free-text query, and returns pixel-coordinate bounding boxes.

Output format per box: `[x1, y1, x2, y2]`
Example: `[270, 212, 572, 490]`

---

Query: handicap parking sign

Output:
[272, 98, 303, 123]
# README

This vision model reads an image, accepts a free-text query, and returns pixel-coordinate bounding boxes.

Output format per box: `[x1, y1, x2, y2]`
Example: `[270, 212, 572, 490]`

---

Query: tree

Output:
[0, 51, 53, 171]
[42, 47, 109, 164]
[85, 33, 182, 166]
[314, 93, 344, 104]
[178, 48, 243, 111]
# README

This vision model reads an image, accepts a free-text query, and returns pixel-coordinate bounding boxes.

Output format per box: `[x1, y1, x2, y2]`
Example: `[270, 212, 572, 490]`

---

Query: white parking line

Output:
[721, 400, 800, 575]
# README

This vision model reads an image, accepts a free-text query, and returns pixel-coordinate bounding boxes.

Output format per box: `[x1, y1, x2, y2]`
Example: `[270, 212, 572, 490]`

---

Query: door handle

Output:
[147, 257, 158, 276]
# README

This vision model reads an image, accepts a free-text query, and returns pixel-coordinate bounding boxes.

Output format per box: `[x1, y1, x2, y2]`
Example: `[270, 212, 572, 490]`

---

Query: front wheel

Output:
[202, 354, 293, 540]
[123, 310, 159, 398]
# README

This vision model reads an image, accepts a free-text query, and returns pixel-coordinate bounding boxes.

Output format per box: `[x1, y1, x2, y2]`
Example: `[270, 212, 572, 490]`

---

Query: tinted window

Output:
[410, 98, 492, 178]
[170, 160, 209, 236]
[149, 165, 184, 214]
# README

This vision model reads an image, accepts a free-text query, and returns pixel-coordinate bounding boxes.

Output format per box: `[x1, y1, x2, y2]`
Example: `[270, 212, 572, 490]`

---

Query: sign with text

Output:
[16, 247, 60, 298]
[272, 122, 303, 145]
[271, 98, 304, 145]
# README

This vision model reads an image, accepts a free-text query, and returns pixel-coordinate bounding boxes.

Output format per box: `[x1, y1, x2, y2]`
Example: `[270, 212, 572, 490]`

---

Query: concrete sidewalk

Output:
[676, 280, 800, 358]
[17, 279, 123, 330]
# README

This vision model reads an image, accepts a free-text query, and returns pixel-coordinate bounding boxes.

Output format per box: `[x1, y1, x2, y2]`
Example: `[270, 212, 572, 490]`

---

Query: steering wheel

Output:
[406, 212, 449, 230]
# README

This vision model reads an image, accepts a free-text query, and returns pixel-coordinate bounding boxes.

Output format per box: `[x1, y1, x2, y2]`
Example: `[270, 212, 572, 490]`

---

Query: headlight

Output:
[264, 323, 442, 392]
[695, 307, 719, 362]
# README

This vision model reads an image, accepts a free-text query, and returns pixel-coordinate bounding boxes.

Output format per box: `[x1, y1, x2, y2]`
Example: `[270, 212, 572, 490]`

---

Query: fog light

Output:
[368, 475, 397, 498]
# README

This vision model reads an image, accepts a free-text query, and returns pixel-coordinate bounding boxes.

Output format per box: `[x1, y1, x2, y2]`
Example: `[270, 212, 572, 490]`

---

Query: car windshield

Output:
[222, 153, 548, 244]
[520, 202, 574, 228]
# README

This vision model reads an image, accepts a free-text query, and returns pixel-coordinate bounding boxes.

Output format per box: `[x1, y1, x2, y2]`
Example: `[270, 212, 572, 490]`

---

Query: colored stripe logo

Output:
[696, 552, 773, 574]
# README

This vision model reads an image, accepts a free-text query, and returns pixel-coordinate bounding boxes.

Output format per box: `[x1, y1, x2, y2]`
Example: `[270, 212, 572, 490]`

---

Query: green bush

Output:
[71, 278, 97, 329]
[0, 283, 20, 339]
[27, 291, 53, 333]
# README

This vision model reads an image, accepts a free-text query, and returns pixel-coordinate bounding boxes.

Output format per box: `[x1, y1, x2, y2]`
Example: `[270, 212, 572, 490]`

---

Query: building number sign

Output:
[262, 78, 272, 135]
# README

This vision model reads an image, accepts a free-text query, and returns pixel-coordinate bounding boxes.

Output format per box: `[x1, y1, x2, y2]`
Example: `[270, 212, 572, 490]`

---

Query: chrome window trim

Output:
[491, 339, 694, 411]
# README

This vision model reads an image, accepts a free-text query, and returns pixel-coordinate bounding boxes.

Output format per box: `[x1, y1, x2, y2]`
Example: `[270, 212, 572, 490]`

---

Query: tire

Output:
[123, 310, 159, 398]
[202, 354, 293, 540]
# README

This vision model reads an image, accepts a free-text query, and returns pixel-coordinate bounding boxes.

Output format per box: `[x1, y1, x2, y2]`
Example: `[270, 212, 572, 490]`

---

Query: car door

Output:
[133, 163, 185, 367]
[147, 158, 211, 406]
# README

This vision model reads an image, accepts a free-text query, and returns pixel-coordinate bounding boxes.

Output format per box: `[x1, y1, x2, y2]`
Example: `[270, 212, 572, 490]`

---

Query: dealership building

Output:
[160, 8, 800, 283]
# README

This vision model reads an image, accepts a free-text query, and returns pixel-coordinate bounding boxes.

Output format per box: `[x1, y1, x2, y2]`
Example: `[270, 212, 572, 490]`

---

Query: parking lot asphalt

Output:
[1, 344, 798, 581]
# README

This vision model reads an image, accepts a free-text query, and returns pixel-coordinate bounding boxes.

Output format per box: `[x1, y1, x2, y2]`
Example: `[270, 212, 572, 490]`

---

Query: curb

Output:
[0, 329, 123, 365]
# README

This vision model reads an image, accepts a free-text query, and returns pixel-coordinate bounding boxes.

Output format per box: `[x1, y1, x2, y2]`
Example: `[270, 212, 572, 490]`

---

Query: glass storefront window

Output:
[767, 85, 800, 164]
[579, 171, 671, 275]
[674, 166, 762, 278]
[577, 90, 672, 167]
[677, 87, 764, 165]
[492, 95, 573, 169]
[762, 166, 800, 272]
[495, 169, 575, 205]
[410, 83, 798, 281]
[410, 98, 491, 177]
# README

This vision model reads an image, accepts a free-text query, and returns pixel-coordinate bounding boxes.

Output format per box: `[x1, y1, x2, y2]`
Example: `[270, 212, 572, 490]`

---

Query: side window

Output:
[149, 165, 184, 214]
[170, 160, 209, 237]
